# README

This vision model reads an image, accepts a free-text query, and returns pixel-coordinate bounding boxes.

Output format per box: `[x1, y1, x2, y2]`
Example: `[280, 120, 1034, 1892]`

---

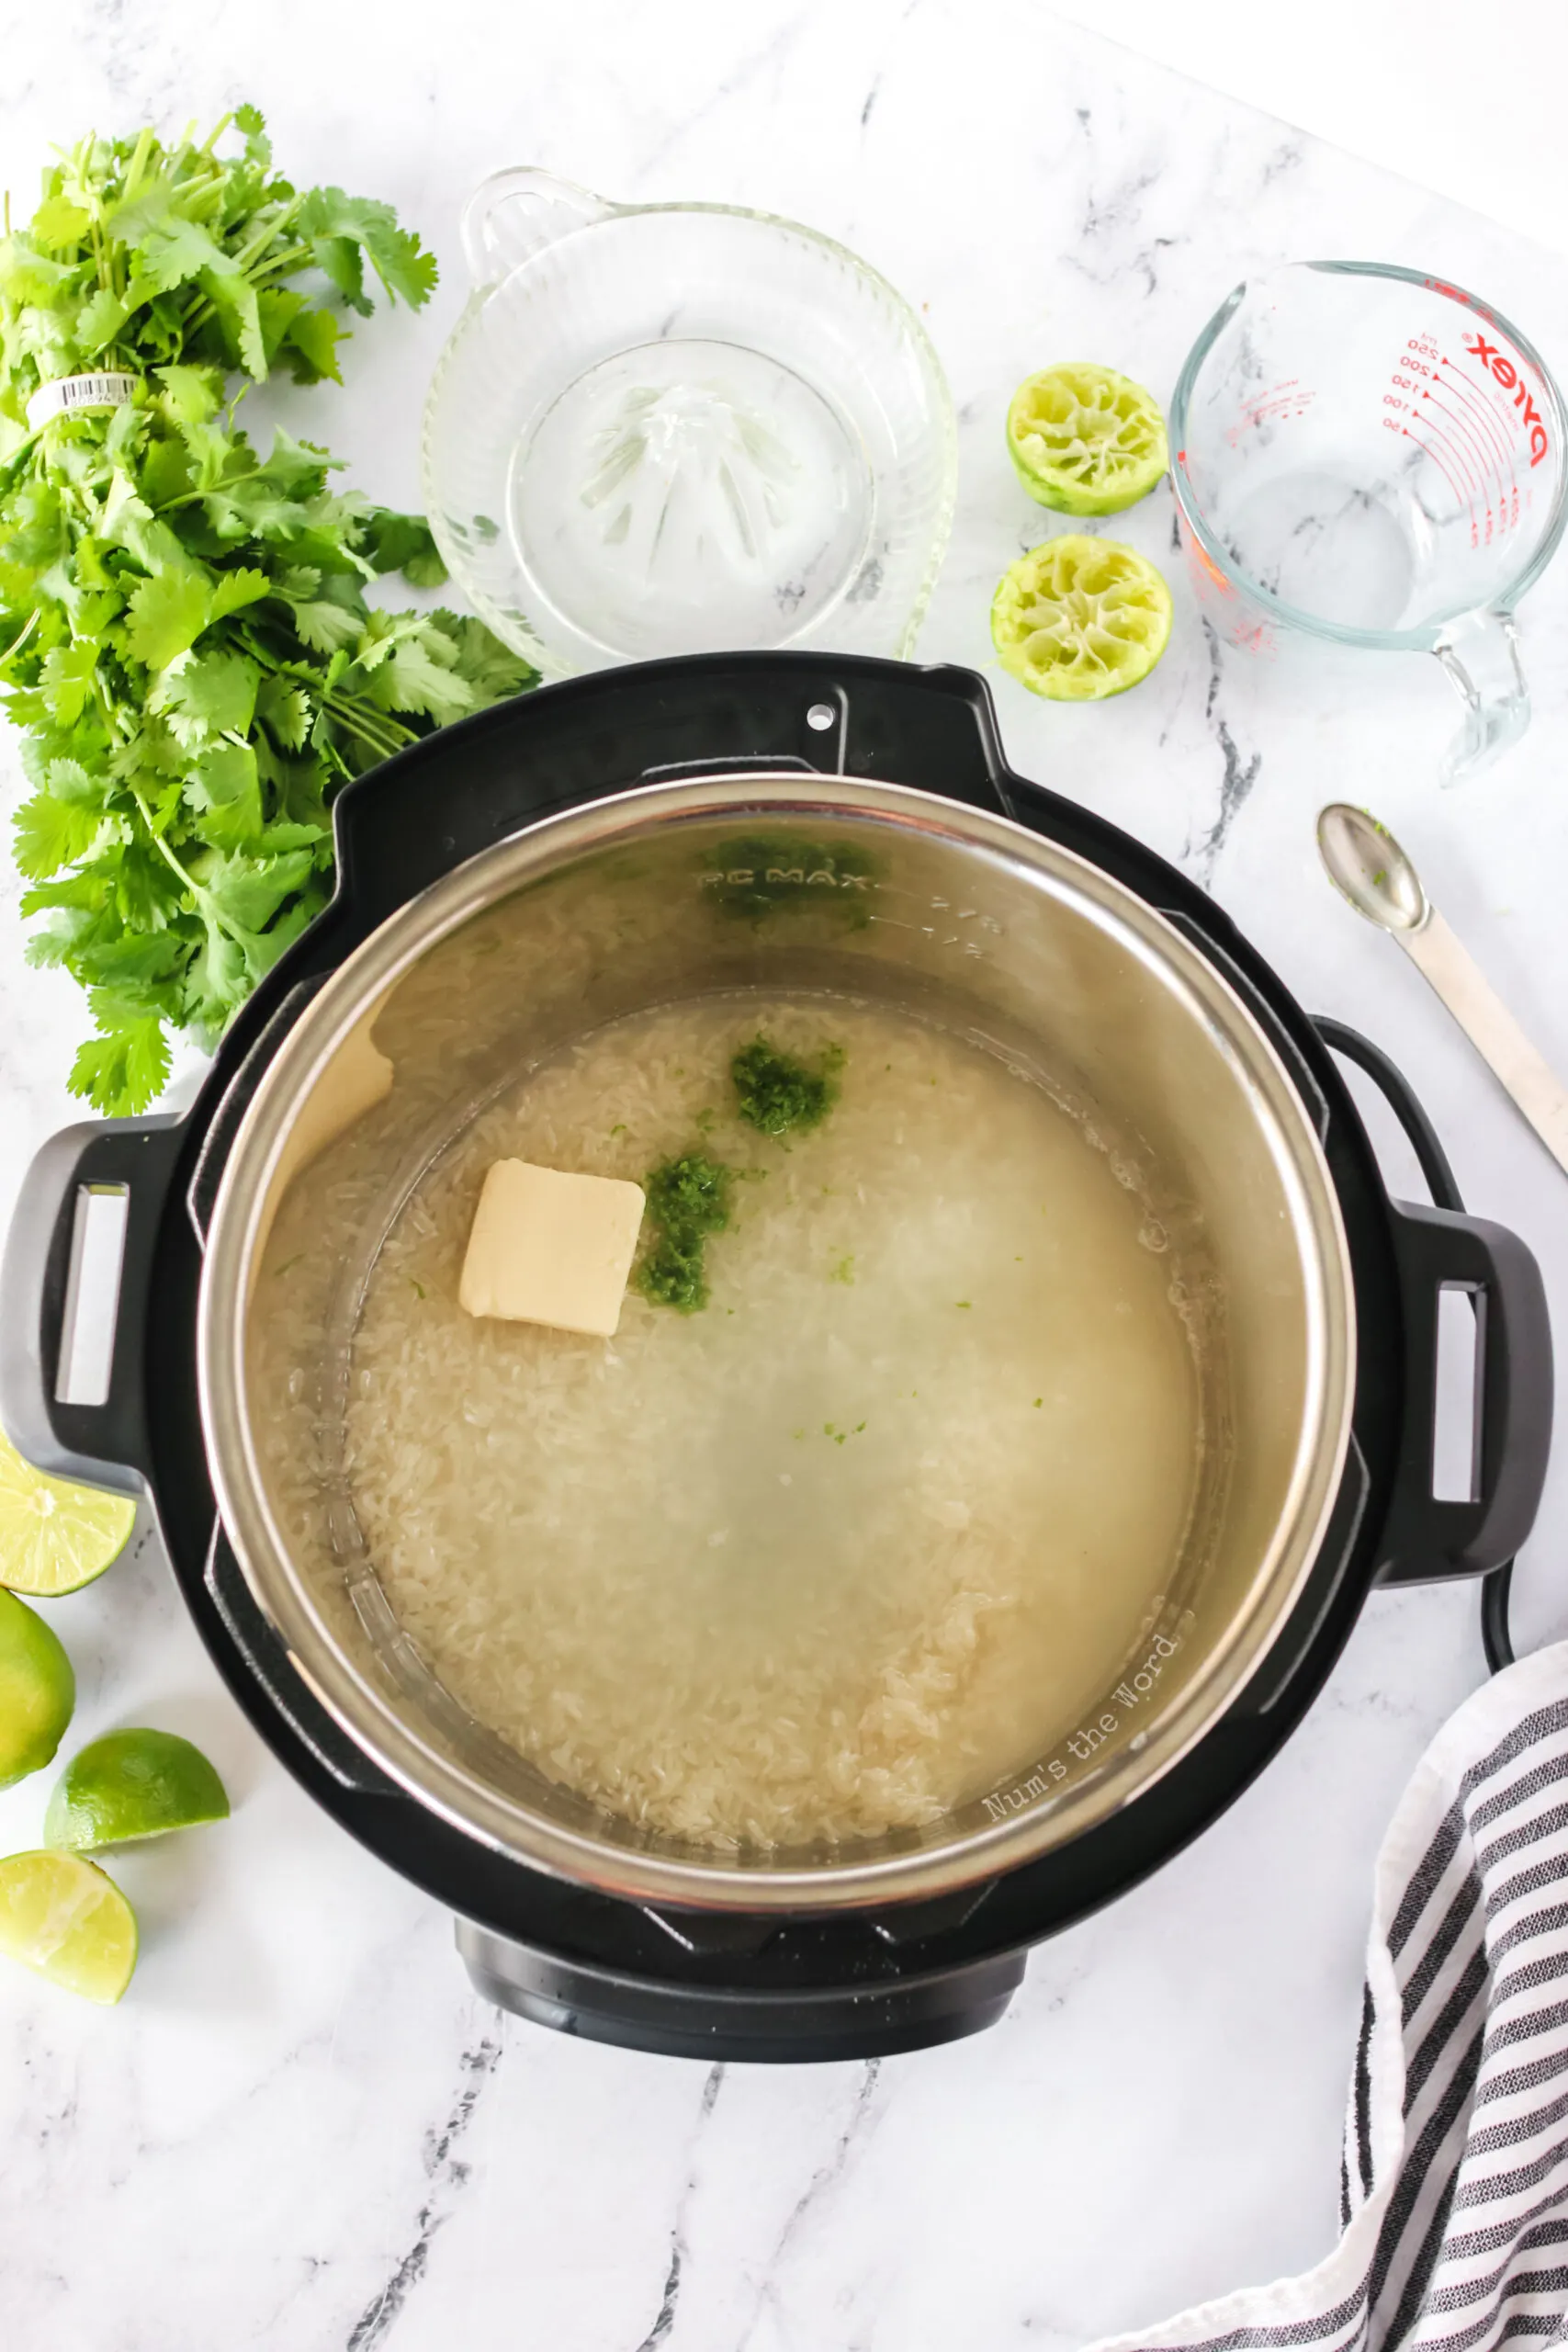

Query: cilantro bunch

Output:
[0, 108, 536, 1114]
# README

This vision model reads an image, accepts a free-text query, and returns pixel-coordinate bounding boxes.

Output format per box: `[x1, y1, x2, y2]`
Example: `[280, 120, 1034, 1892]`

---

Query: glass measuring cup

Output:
[422, 170, 955, 679]
[1169, 263, 1567, 782]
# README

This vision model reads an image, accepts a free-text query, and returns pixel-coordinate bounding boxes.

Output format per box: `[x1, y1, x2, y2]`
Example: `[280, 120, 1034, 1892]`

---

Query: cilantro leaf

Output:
[298, 187, 438, 314]
[209, 567, 271, 621]
[198, 266, 266, 379]
[70, 990, 173, 1114]
[32, 196, 94, 250]
[13, 788, 107, 878]
[281, 307, 344, 386]
[154, 364, 223, 424]
[123, 568, 213, 670]
[233, 105, 272, 168]
[186, 740, 264, 847]
[360, 506, 447, 586]
[290, 598, 364, 654]
[361, 628, 477, 726]
[440, 614, 538, 702]
[73, 288, 130, 356]
[37, 641, 100, 727]
[155, 648, 259, 741]
[128, 218, 235, 301]
[254, 675, 311, 750]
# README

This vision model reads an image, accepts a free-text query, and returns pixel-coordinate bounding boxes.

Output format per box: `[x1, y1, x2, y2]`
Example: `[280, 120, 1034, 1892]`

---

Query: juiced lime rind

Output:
[0, 1431, 136, 1597]
[1007, 363, 1169, 517]
[0, 1588, 75, 1790]
[991, 535, 1173, 702]
[46, 1727, 231, 1852]
[0, 1849, 137, 2002]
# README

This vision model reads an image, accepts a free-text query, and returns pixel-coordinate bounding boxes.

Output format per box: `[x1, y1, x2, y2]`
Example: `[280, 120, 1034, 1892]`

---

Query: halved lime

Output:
[0, 1430, 136, 1597]
[0, 1849, 137, 2003]
[1007, 364, 1168, 516]
[46, 1728, 230, 1852]
[0, 1588, 74, 1789]
[991, 536, 1173, 701]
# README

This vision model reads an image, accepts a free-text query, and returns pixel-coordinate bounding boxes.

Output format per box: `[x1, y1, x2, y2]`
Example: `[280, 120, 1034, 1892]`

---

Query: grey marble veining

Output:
[1, 1, 1566, 2346]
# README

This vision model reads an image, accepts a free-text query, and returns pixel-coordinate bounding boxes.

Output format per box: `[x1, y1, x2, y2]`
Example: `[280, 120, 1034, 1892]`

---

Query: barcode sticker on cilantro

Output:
[25, 372, 141, 429]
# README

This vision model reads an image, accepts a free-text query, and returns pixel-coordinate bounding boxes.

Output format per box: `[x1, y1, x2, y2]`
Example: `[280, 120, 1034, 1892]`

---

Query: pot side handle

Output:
[1376, 1200, 1553, 1585]
[0, 1114, 183, 1495]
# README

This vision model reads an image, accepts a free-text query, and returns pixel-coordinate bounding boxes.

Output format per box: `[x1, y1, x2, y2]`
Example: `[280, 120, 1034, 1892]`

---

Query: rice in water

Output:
[335, 994, 1203, 1849]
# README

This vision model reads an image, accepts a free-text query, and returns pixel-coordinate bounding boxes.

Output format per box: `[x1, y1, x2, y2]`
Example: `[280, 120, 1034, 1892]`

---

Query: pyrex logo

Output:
[1467, 334, 1551, 467]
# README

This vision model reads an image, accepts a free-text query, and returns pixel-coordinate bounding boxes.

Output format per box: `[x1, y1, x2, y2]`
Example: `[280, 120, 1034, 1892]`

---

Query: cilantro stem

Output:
[131, 792, 199, 890]
[0, 609, 40, 670]
[130, 790, 252, 948]
[230, 197, 305, 277]
[180, 232, 313, 337]
[245, 242, 316, 285]
[121, 125, 155, 202]
[152, 467, 262, 514]
[320, 695, 413, 758]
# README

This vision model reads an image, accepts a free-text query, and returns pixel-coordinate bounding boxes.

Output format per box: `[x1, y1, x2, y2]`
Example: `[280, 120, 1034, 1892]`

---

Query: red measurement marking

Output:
[1404, 426, 1472, 517]
[1438, 361, 1516, 472]
[1186, 535, 1235, 597]
[1424, 390, 1500, 497]
[1416, 408, 1486, 507]
[1225, 382, 1315, 446]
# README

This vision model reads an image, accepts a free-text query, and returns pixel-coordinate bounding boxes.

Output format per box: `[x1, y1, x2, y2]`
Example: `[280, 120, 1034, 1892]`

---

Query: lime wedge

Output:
[0, 1430, 136, 1597]
[0, 1849, 137, 2003]
[46, 1728, 230, 1852]
[1007, 363, 1168, 516]
[991, 536, 1173, 701]
[0, 1588, 74, 1789]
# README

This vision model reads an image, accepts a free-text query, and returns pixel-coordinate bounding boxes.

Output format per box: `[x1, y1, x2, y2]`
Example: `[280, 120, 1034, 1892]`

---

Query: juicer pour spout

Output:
[458, 168, 613, 287]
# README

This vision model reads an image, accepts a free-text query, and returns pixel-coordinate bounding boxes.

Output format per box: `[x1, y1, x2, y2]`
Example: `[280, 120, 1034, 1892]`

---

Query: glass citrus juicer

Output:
[422, 170, 956, 679]
[1170, 262, 1567, 782]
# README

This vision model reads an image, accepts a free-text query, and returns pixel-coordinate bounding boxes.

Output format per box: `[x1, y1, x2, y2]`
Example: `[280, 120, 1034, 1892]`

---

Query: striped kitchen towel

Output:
[1094, 1639, 1568, 2352]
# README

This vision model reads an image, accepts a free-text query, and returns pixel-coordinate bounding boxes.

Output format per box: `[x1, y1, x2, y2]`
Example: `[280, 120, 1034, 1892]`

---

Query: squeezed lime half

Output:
[0, 1849, 137, 2003]
[0, 1431, 135, 1597]
[0, 1588, 75, 1789]
[46, 1728, 230, 1852]
[991, 536, 1173, 701]
[1007, 363, 1168, 516]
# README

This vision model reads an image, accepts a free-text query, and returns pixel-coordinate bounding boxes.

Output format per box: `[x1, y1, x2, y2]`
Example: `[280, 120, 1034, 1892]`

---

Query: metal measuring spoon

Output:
[1317, 803, 1568, 1177]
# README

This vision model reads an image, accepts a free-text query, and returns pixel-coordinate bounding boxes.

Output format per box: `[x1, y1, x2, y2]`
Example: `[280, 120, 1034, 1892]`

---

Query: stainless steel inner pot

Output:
[199, 776, 1355, 1910]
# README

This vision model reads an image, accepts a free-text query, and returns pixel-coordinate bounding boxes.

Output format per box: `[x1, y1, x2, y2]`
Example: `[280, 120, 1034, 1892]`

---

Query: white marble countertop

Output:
[2, 4, 1567, 2346]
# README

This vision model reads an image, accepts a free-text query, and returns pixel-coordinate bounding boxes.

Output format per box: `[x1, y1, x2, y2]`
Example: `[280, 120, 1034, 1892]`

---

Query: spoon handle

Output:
[1403, 910, 1568, 1178]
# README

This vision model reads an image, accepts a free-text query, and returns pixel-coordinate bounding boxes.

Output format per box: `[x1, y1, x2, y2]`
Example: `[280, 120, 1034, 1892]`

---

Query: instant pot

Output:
[1, 653, 1552, 2061]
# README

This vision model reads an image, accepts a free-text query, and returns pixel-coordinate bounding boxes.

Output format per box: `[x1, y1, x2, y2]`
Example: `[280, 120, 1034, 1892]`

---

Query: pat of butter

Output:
[459, 1160, 646, 1338]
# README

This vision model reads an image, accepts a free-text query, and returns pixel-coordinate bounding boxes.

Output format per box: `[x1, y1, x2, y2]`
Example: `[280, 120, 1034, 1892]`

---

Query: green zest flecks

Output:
[731, 1036, 844, 1137]
[635, 1152, 735, 1314]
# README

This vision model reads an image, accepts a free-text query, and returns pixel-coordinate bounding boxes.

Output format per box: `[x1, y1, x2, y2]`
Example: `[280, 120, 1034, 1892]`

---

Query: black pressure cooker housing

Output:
[2, 655, 1552, 2061]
